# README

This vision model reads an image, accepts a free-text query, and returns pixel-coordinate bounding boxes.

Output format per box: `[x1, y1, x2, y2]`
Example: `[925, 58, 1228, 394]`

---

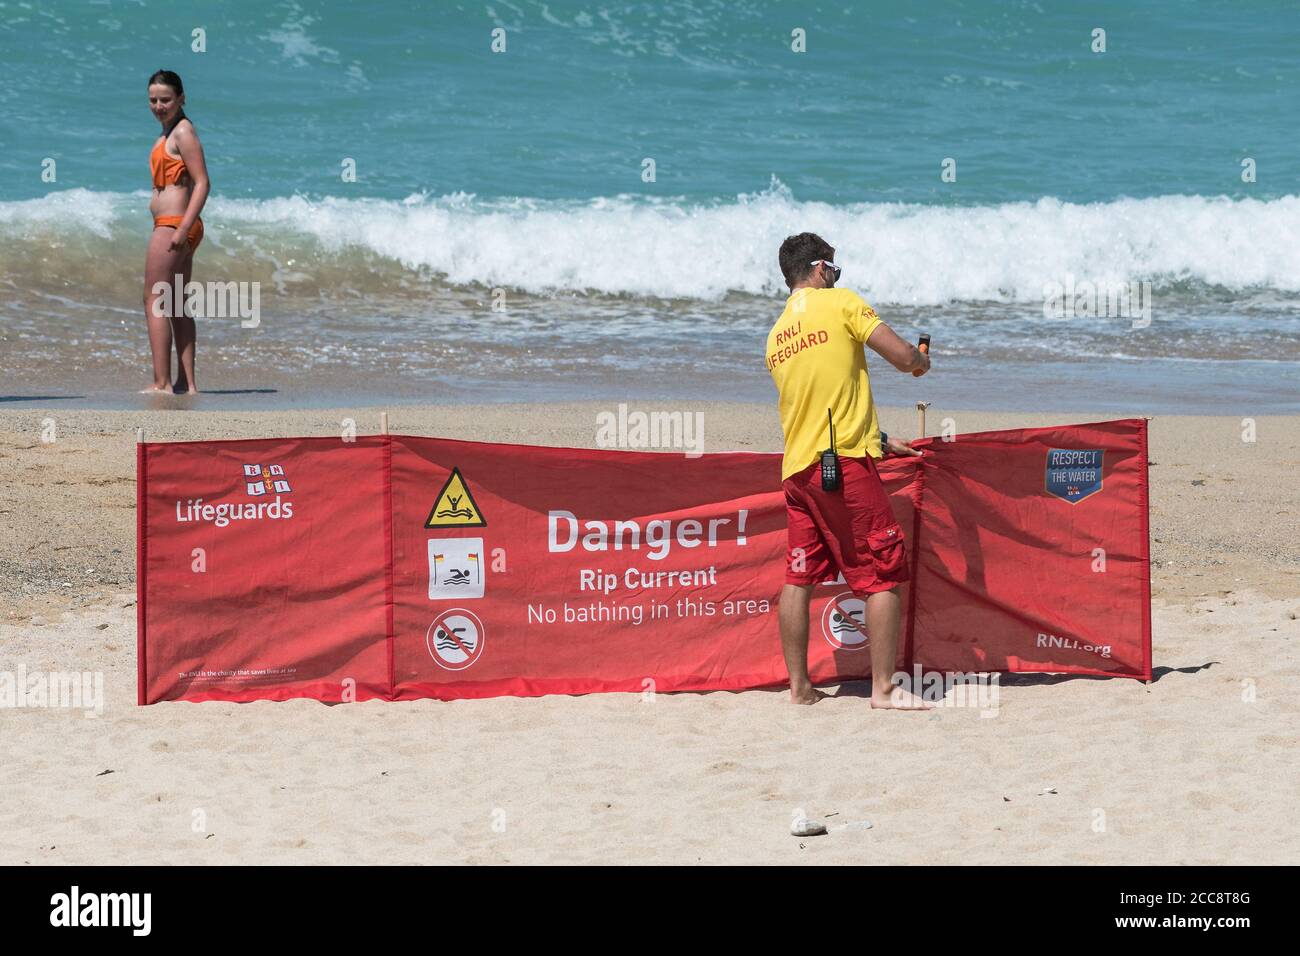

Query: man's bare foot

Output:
[139, 383, 171, 394]
[870, 686, 933, 710]
[790, 686, 828, 705]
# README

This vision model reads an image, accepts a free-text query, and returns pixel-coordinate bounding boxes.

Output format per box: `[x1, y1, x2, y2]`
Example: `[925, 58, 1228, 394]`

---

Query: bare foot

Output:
[173, 383, 199, 395]
[870, 686, 933, 711]
[790, 686, 828, 705]
[139, 383, 171, 394]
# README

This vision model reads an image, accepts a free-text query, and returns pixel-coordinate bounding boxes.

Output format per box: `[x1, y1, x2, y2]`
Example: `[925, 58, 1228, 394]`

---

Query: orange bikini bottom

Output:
[153, 215, 203, 252]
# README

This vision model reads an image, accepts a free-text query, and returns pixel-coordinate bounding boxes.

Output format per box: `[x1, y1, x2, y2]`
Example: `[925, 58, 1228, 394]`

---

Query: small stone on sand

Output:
[790, 817, 827, 837]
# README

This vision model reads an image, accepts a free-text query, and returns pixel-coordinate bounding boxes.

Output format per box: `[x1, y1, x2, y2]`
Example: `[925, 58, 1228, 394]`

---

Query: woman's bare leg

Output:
[172, 245, 198, 393]
[142, 227, 185, 392]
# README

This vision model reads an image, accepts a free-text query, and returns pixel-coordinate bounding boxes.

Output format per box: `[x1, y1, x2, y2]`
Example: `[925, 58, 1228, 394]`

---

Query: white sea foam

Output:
[4, 183, 1300, 304]
[0, 188, 120, 238]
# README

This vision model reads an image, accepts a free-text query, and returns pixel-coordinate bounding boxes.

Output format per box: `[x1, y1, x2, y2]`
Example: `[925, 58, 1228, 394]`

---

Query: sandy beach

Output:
[1, 402, 1297, 865]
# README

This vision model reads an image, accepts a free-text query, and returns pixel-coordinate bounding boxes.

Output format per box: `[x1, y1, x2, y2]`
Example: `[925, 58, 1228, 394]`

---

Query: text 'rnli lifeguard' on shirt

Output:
[765, 287, 885, 482]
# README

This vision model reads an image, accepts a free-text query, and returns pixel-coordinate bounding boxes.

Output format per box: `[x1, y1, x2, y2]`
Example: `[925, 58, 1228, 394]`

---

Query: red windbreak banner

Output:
[137, 419, 1150, 704]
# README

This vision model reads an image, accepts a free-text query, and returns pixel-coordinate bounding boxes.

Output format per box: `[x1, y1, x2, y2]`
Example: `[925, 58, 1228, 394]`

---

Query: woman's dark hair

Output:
[147, 69, 184, 95]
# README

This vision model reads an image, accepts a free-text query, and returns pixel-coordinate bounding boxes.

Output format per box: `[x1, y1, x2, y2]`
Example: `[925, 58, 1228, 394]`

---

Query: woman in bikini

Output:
[144, 69, 209, 394]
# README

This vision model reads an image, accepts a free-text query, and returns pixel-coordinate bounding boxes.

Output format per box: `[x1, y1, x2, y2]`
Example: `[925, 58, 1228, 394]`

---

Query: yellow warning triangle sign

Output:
[424, 466, 486, 528]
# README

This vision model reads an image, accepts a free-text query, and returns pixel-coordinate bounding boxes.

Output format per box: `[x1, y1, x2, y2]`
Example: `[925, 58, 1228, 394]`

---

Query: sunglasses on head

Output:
[810, 259, 842, 282]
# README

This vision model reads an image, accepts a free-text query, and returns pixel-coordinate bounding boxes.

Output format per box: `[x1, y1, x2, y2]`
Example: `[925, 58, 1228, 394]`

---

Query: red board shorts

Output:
[783, 455, 909, 596]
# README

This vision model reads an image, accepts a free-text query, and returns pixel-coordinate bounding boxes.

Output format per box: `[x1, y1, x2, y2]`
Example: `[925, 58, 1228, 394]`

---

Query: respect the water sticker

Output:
[1045, 448, 1103, 503]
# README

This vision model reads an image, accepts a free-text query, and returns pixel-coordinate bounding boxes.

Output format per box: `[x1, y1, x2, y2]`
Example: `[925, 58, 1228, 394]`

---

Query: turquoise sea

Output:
[1, 1, 1297, 410]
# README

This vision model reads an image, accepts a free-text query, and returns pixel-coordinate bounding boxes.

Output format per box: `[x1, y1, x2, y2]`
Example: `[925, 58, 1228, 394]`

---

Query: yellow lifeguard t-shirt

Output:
[765, 287, 884, 481]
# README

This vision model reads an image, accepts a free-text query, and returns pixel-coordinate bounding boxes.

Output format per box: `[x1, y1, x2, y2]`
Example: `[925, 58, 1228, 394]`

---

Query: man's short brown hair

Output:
[778, 232, 835, 289]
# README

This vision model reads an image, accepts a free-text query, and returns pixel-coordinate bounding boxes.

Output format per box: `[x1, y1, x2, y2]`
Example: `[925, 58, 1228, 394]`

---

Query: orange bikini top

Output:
[150, 121, 190, 188]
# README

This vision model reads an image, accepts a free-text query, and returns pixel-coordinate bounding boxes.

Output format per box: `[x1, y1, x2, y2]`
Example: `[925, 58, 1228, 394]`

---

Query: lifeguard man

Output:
[766, 232, 931, 708]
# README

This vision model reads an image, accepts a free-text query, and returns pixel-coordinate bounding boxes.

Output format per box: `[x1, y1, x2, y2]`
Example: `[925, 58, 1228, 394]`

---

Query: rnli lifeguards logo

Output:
[243, 463, 291, 497]
[1045, 449, 1103, 504]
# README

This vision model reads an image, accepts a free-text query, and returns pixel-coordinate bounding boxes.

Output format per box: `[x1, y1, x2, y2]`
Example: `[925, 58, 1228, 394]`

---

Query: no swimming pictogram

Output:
[426, 608, 485, 671]
[821, 591, 869, 650]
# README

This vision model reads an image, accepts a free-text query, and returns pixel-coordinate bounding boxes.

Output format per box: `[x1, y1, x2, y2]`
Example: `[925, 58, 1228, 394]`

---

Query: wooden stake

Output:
[916, 402, 931, 439]
[380, 412, 389, 436]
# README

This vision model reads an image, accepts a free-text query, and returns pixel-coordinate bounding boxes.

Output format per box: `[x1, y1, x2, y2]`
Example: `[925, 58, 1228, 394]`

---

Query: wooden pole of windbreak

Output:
[380, 412, 389, 435]
[916, 402, 931, 439]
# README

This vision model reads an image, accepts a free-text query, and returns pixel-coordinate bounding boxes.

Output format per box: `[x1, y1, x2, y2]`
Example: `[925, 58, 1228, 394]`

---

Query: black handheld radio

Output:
[819, 409, 841, 491]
